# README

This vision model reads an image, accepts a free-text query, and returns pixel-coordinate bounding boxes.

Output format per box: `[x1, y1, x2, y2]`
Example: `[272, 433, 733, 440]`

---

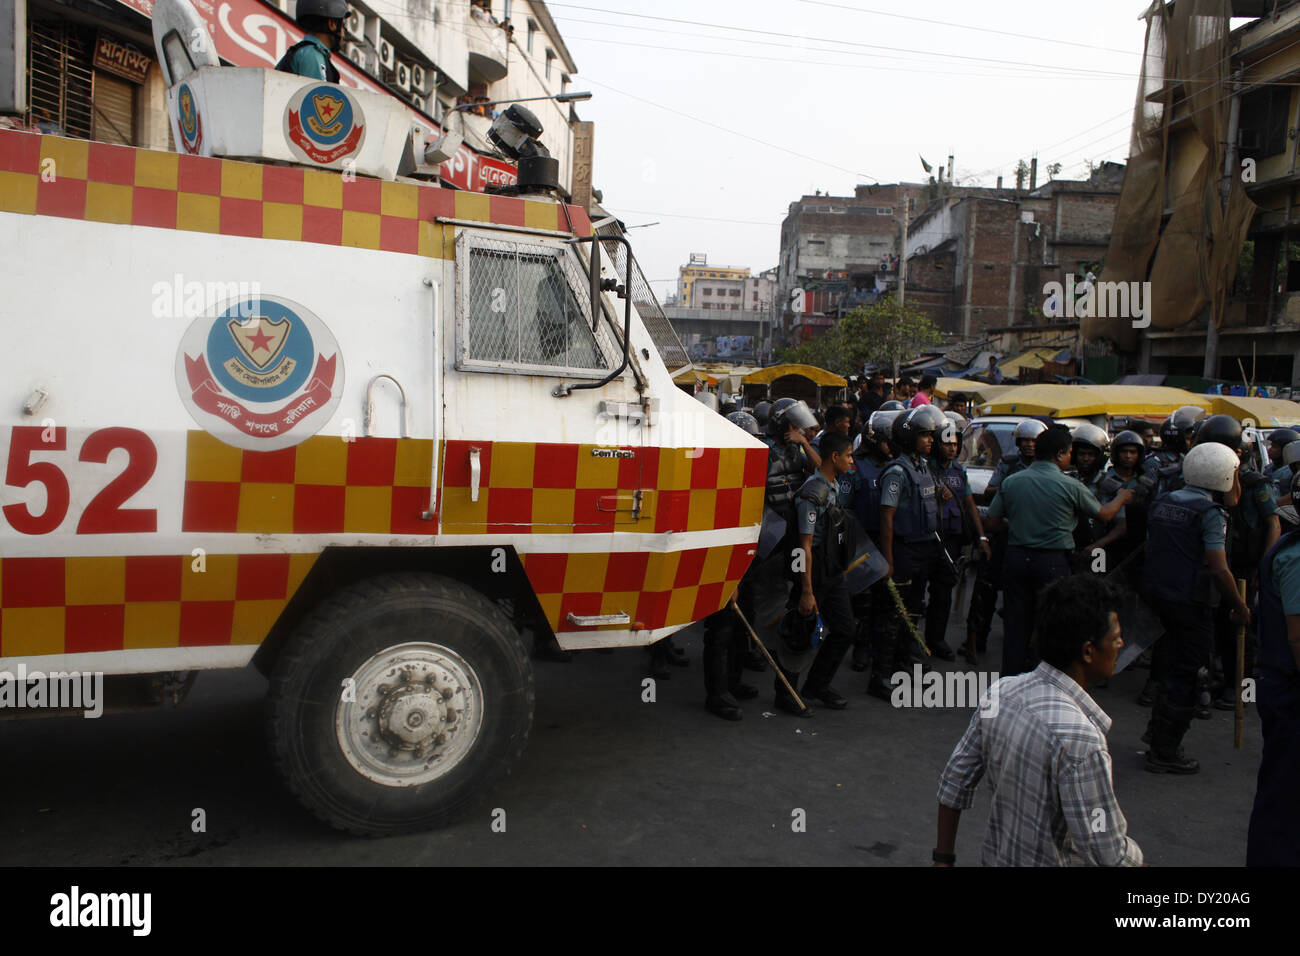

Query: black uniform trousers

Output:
[888, 539, 942, 670]
[1247, 672, 1300, 866]
[702, 567, 756, 699]
[924, 534, 962, 650]
[774, 574, 855, 703]
[1001, 545, 1071, 677]
[966, 532, 1007, 649]
[1148, 596, 1216, 709]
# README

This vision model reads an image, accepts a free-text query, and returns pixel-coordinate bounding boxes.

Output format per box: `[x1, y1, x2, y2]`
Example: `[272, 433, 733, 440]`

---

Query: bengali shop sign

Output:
[112, 0, 516, 191]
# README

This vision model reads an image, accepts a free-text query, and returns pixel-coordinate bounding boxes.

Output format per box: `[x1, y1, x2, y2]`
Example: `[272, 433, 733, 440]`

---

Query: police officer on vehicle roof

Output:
[1247, 466, 1300, 865]
[927, 414, 992, 665]
[876, 405, 951, 690]
[1199, 414, 1280, 713]
[846, 409, 901, 673]
[983, 426, 1131, 677]
[965, 418, 1046, 659]
[779, 431, 859, 715]
[1142, 442, 1251, 774]
[698, 411, 764, 721]
[275, 0, 347, 82]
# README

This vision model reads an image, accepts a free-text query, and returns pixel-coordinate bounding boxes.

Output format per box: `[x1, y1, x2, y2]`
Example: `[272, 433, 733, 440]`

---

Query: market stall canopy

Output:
[743, 364, 848, 388]
[1211, 395, 1300, 427]
[978, 385, 1213, 419]
[997, 347, 1065, 377]
[672, 367, 713, 386]
[934, 378, 1013, 404]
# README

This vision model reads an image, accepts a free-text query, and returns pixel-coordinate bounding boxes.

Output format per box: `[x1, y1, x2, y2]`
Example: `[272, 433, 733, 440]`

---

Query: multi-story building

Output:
[2, 0, 582, 195]
[677, 254, 751, 311]
[776, 183, 927, 345]
[904, 165, 1124, 341]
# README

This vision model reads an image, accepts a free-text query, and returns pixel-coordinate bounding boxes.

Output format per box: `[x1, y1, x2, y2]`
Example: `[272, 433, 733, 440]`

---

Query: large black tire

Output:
[266, 573, 534, 836]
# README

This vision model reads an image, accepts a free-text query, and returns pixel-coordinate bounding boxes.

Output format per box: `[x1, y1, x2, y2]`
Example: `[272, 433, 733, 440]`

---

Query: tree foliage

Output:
[774, 299, 944, 380]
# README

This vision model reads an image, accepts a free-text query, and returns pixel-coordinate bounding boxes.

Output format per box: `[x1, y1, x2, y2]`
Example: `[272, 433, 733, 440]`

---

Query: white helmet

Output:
[1182, 442, 1239, 493]
[1013, 419, 1047, 442]
[1284, 440, 1300, 468]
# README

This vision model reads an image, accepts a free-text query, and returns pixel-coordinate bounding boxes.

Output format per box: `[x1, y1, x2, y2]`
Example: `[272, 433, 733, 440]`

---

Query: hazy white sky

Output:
[551, 0, 1158, 301]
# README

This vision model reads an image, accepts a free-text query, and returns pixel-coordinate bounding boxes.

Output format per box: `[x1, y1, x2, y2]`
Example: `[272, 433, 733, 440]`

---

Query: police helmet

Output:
[776, 607, 821, 672]
[1283, 440, 1300, 468]
[944, 410, 969, 432]
[725, 410, 760, 437]
[865, 409, 903, 446]
[1070, 422, 1109, 455]
[1195, 414, 1242, 452]
[1111, 430, 1145, 455]
[753, 401, 772, 426]
[892, 406, 940, 452]
[769, 398, 818, 437]
[1171, 405, 1207, 430]
[1182, 442, 1239, 493]
[694, 391, 719, 413]
[879, 399, 906, 411]
[1291, 466, 1300, 500]
[296, 0, 349, 24]
[1269, 427, 1300, 450]
[1012, 419, 1047, 446]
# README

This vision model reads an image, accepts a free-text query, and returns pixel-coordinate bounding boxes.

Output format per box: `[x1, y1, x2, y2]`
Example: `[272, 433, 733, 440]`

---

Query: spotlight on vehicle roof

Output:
[487, 104, 559, 195]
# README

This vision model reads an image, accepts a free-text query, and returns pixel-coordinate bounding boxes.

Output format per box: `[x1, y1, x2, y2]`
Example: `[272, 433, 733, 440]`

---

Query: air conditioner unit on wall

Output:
[378, 37, 395, 70]
[394, 60, 411, 91]
[345, 6, 366, 41]
[411, 64, 429, 95]
[343, 42, 374, 74]
[409, 93, 426, 113]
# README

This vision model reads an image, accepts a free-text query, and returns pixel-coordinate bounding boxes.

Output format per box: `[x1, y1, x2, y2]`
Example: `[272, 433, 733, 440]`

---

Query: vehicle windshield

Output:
[960, 422, 1017, 468]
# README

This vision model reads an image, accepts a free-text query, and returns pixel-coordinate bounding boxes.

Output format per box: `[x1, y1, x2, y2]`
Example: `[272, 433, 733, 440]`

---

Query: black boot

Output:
[1145, 700, 1199, 774]
[774, 664, 813, 716]
[664, 636, 689, 667]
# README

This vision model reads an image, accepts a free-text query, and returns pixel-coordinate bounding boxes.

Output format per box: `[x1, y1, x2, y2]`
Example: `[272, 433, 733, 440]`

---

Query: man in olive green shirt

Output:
[985, 426, 1131, 675]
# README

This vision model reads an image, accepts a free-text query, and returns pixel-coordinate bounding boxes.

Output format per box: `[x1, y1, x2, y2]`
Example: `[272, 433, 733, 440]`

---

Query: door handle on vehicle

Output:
[469, 447, 481, 502]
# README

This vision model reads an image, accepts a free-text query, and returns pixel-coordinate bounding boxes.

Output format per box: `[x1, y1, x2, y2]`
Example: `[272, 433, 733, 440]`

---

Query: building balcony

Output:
[466, 6, 509, 83]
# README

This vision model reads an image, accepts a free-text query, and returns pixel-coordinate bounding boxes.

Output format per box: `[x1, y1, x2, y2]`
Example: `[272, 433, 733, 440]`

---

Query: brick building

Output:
[904, 164, 1123, 341]
[776, 183, 927, 346]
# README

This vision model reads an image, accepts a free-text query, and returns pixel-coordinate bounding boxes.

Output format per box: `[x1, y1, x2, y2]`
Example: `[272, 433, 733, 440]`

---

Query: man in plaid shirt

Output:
[933, 575, 1143, 866]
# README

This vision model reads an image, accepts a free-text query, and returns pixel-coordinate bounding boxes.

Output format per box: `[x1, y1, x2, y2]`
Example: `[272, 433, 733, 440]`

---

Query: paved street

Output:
[0, 581, 1261, 867]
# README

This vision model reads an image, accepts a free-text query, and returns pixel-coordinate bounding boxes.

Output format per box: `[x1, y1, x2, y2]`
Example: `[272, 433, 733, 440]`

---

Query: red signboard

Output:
[113, 0, 516, 191]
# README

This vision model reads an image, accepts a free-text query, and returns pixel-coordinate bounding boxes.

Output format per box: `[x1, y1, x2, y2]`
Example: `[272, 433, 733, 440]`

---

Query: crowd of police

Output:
[677, 387, 1299, 862]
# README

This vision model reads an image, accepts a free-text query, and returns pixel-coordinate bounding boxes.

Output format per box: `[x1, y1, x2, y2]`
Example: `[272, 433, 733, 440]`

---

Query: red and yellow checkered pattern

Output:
[0, 130, 592, 257]
[183, 432, 435, 534]
[0, 552, 317, 658]
[520, 544, 756, 633]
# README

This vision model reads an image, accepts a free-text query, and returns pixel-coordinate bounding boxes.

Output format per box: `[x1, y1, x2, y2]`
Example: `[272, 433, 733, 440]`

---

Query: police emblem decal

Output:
[176, 296, 344, 451]
[177, 83, 202, 155]
[284, 83, 365, 165]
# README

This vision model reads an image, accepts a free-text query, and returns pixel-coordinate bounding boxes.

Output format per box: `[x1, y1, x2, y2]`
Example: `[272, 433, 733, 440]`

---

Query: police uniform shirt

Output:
[1159, 487, 1228, 551]
[934, 458, 972, 533]
[1240, 467, 1280, 531]
[796, 472, 844, 547]
[1273, 464, 1294, 499]
[1265, 537, 1300, 677]
[987, 461, 1101, 551]
[286, 35, 334, 81]
[986, 455, 1029, 493]
[879, 454, 929, 509]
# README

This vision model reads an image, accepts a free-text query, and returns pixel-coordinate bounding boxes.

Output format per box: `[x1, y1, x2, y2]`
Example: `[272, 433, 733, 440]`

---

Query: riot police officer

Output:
[1143, 442, 1251, 774]
[763, 398, 821, 529]
[1145, 405, 1205, 496]
[1272, 435, 1300, 505]
[1199, 415, 1280, 712]
[966, 418, 1046, 658]
[847, 409, 901, 672]
[1264, 426, 1300, 485]
[875, 405, 949, 695]
[275, 0, 347, 81]
[699, 411, 765, 720]
[1093, 429, 1148, 572]
[1068, 423, 1110, 558]
[1247, 467, 1300, 865]
[927, 414, 991, 662]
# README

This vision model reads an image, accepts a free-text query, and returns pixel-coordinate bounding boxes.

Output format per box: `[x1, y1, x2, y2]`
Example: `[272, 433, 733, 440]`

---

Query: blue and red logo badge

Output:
[176, 295, 344, 451]
[177, 82, 202, 154]
[284, 84, 365, 166]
